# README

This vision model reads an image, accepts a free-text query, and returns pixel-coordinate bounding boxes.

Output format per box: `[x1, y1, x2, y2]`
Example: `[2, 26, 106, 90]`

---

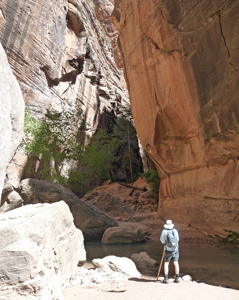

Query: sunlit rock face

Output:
[0, 201, 86, 300]
[113, 0, 239, 234]
[0, 43, 25, 203]
[0, 0, 128, 187]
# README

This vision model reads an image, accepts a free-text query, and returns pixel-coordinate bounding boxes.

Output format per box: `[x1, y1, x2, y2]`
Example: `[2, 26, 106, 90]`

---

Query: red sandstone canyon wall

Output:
[113, 0, 239, 234]
[93, 0, 123, 70]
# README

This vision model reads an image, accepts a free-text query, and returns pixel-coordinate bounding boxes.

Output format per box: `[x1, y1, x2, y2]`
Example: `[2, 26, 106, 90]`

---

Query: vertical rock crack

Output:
[218, 12, 237, 71]
[218, 12, 230, 58]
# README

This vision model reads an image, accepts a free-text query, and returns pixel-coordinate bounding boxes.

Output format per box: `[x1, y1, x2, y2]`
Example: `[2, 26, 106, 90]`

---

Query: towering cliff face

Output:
[113, 0, 239, 234]
[93, 0, 123, 70]
[0, 0, 128, 188]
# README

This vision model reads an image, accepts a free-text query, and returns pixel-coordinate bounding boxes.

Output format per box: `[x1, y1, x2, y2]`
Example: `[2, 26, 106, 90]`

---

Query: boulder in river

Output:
[101, 224, 146, 244]
[131, 252, 158, 276]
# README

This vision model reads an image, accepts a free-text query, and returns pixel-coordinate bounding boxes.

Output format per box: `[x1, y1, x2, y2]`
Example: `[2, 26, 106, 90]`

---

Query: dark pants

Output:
[165, 250, 179, 262]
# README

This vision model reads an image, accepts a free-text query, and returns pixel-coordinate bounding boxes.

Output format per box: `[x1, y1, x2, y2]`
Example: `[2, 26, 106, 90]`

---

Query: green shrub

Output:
[23, 107, 82, 183]
[143, 169, 160, 202]
[73, 129, 124, 184]
[214, 230, 239, 244]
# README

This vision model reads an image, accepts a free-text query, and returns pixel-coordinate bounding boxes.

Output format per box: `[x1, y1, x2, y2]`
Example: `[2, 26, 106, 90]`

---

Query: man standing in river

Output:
[160, 220, 180, 283]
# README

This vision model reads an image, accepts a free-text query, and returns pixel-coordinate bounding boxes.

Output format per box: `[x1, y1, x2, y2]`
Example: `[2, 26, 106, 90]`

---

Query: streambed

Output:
[84, 240, 239, 290]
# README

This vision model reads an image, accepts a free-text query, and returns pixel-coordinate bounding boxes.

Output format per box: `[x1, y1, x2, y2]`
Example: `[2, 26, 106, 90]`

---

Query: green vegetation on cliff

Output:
[23, 106, 142, 195]
[143, 169, 160, 202]
[214, 230, 239, 244]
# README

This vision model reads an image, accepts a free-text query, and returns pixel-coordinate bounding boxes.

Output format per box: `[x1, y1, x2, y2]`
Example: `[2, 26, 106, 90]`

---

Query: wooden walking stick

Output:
[156, 250, 165, 281]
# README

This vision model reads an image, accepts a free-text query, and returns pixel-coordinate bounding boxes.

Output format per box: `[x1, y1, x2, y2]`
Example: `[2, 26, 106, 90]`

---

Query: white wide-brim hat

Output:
[164, 220, 174, 229]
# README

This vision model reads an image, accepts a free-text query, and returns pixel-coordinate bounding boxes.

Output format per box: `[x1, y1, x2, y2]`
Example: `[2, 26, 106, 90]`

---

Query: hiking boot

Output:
[163, 276, 169, 284]
[174, 275, 180, 283]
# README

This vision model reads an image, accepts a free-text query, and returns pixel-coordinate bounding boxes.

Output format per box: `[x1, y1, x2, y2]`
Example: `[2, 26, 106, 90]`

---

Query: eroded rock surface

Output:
[131, 252, 158, 277]
[0, 43, 25, 202]
[19, 178, 118, 240]
[113, 0, 239, 234]
[0, 201, 86, 300]
[0, 0, 128, 188]
[102, 224, 146, 244]
[82, 177, 157, 219]
[94, 0, 123, 70]
[92, 255, 141, 278]
[69, 266, 128, 291]
[83, 192, 135, 220]
[0, 190, 23, 213]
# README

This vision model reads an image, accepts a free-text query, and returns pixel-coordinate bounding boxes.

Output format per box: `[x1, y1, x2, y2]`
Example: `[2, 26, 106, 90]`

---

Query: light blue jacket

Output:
[160, 228, 179, 252]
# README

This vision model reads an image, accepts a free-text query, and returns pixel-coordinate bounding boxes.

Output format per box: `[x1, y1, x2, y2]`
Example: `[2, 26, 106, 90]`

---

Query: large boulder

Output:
[131, 252, 158, 276]
[83, 192, 135, 220]
[113, 0, 239, 234]
[0, 43, 25, 203]
[92, 255, 141, 278]
[101, 224, 146, 244]
[1, 178, 14, 204]
[19, 178, 118, 240]
[0, 190, 23, 213]
[0, 201, 86, 300]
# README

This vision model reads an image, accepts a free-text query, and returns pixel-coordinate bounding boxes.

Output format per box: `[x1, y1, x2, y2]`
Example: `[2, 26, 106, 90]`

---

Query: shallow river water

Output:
[84, 240, 239, 290]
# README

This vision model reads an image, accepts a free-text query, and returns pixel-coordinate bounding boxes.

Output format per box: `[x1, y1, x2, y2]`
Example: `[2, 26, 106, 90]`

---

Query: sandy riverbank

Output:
[62, 213, 239, 300]
[63, 278, 239, 300]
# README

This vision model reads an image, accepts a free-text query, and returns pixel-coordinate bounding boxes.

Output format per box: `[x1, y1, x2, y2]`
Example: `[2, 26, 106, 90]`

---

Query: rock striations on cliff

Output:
[112, 0, 239, 234]
[0, 0, 128, 188]
[0, 201, 86, 300]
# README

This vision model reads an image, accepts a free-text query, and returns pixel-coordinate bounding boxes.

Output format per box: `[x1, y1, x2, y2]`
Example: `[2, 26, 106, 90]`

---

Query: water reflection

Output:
[84, 240, 239, 290]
